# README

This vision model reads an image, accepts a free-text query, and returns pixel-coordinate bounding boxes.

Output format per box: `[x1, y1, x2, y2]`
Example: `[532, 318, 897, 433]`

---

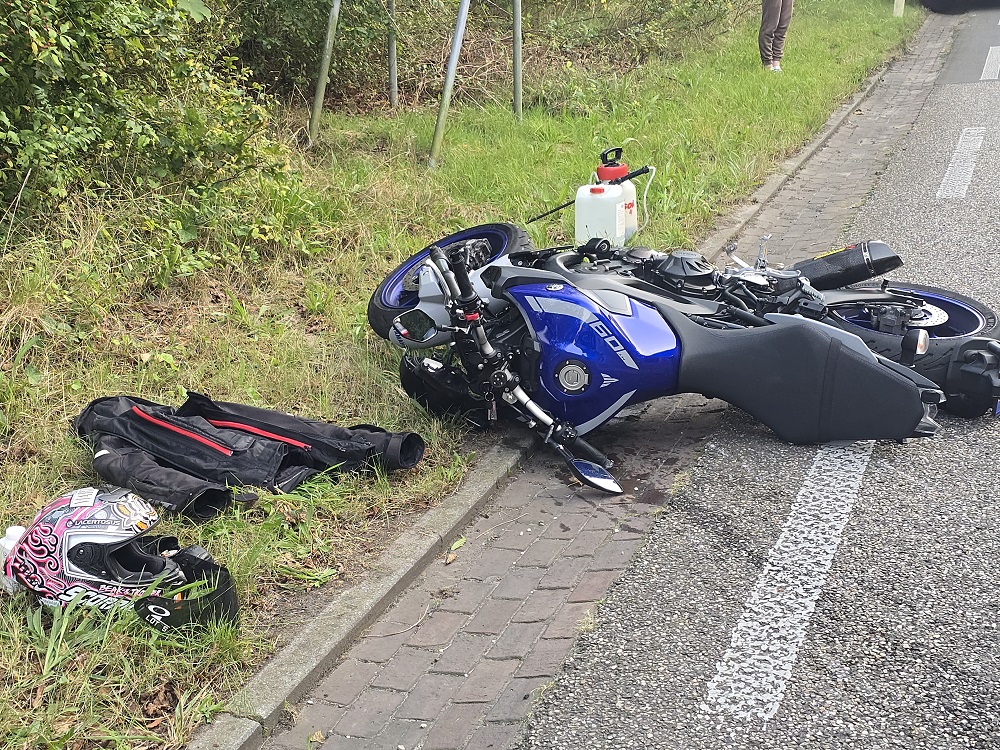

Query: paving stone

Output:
[388, 587, 437, 623]
[396, 672, 465, 720]
[434, 580, 496, 615]
[406, 611, 468, 648]
[490, 569, 545, 600]
[486, 621, 547, 660]
[607, 526, 650, 544]
[489, 524, 542, 551]
[313, 659, 380, 706]
[464, 548, 521, 581]
[514, 538, 565, 568]
[537, 557, 587, 590]
[268, 702, 347, 749]
[511, 589, 564, 623]
[304, 733, 371, 750]
[465, 723, 517, 750]
[515, 637, 575, 678]
[374, 718, 430, 750]
[561, 529, 611, 557]
[543, 601, 596, 639]
[613, 513, 653, 538]
[567, 569, 621, 604]
[423, 702, 487, 750]
[580, 509, 620, 531]
[540, 512, 591, 539]
[350, 628, 410, 664]
[454, 659, 520, 703]
[371, 646, 440, 692]
[431, 633, 494, 675]
[588, 538, 646, 571]
[485, 677, 551, 722]
[464, 598, 520, 635]
[332, 688, 405, 739]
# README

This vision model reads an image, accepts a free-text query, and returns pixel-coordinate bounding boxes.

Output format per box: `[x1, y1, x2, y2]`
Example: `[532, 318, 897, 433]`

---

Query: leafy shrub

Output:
[0, 0, 275, 205]
[234, 0, 390, 97]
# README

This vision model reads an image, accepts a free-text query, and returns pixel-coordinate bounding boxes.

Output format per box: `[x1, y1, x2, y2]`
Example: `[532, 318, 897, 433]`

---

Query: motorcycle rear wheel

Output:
[367, 223, 534, 339]
[825, 282, 1000, 417]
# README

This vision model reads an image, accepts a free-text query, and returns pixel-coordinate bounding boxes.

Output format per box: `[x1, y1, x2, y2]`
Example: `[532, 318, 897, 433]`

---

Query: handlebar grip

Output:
[569, 435, 612, 468]
[429, 245, 447, 264]
[449, 250, 478, 302]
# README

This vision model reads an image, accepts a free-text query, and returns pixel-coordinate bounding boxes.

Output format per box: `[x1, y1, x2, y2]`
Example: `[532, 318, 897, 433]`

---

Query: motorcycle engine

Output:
[650, 250, 720, 296]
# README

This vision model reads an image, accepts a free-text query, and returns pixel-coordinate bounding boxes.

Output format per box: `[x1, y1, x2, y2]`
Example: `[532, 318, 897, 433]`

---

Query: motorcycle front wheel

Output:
[825, 282, 1000, 417]
[367, 222, 534, 339]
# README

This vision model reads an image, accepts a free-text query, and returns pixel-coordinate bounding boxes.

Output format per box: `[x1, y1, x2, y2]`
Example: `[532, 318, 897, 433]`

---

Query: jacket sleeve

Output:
[89, 434, 240, 521]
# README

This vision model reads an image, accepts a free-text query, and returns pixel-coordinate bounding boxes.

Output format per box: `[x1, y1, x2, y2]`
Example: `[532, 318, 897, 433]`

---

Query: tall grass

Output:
[0, 0, 923, 746]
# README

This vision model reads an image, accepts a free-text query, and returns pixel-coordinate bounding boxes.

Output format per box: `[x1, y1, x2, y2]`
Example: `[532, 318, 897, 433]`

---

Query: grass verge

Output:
[0, 1, 923, 747]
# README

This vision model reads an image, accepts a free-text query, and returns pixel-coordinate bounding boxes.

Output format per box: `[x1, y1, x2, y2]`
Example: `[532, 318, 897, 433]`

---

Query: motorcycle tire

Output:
[367, 222, 535, 339]
[825, 282, 1000, 417]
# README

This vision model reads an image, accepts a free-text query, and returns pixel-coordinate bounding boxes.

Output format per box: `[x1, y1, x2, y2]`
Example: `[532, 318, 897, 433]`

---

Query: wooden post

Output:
[893, 0, 905, 17]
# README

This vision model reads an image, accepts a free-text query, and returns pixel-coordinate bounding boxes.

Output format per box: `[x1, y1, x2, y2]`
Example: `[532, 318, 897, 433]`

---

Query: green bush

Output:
[0, 0, 274, 205]
[234, 0, 390, 96]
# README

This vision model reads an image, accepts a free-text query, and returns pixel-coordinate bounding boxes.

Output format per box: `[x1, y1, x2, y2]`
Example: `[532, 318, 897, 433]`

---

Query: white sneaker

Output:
[771, 62, 783, 72]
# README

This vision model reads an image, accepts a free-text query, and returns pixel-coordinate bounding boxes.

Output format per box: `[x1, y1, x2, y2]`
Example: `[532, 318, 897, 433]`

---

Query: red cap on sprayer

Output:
[597, 146, 629, 182]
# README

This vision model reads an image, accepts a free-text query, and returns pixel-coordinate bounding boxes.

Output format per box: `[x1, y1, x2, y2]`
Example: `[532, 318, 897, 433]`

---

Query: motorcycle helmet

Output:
[3, 486, 239, 632]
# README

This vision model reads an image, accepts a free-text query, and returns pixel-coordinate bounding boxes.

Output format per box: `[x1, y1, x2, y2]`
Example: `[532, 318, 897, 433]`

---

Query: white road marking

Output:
[704, 441, 873, 722]
[983, 46, 1000, 80]
[936, 127, 986, 199]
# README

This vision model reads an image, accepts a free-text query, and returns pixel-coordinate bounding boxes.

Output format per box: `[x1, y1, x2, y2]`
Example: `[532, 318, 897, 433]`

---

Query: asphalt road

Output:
[516, 9, 1000, 750]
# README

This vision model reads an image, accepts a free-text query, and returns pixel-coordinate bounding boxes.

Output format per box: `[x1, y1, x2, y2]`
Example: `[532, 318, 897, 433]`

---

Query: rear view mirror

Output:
[568, 458, 623, 495]
[393, 309, 439, 343]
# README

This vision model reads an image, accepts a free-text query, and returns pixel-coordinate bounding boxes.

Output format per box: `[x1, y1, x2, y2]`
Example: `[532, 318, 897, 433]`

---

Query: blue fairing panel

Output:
[506, 284, 681, 433]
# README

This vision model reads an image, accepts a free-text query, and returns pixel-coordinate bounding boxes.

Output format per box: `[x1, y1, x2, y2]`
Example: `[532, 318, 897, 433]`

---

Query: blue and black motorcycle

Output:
[367, 223, 999, 493]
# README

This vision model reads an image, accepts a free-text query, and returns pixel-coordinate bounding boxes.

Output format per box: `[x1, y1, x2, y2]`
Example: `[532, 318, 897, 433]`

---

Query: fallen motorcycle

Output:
[367, 223, 952, 493]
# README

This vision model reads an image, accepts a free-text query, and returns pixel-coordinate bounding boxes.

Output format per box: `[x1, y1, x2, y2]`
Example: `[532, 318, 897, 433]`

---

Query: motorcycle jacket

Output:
[72, 392, 425, 521]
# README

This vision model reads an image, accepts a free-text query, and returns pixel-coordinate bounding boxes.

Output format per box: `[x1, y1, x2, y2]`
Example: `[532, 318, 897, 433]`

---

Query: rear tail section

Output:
[657, 306, 941, 444]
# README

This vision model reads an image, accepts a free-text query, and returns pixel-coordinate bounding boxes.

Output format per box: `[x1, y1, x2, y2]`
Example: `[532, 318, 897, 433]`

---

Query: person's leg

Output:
[770, 0, 795, 66]
[759, 0, 782, 67]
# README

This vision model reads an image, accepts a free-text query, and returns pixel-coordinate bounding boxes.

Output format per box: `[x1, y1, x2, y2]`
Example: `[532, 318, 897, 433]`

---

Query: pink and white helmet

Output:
[4, 487, 239, 631]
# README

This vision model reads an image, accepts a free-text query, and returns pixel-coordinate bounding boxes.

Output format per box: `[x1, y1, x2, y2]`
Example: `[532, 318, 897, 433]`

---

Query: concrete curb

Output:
[187, 435, 535, 750]
[186, 48, 906, 750]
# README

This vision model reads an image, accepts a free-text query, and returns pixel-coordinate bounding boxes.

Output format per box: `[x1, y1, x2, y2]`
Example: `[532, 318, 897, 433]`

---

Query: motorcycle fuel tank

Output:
[505, 283, 681, 434]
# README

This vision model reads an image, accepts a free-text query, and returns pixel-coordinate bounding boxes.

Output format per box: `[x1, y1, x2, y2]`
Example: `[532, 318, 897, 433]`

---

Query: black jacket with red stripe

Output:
[73, 392, 425, 520]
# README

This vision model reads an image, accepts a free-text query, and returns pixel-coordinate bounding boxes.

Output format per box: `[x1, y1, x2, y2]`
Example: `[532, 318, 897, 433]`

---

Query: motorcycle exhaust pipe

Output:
[788, 240, 902, 290]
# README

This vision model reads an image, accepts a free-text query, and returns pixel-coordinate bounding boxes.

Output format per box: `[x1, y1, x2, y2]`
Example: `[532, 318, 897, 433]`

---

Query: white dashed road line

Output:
[982, 46, 1000, 80]
[703, 441, 873, 722]
[937, 127, 987, 199]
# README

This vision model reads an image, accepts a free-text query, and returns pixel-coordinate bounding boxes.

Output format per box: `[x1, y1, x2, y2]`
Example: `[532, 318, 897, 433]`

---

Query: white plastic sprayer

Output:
[575, 147, 640, 246]
[526, 146, 655, 245]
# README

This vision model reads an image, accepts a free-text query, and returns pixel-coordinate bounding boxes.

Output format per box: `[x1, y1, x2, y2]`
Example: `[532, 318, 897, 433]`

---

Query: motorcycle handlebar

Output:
[449, 251, 478, 304]
[569, 434, 612, 468]
[429, 243, 479, 304]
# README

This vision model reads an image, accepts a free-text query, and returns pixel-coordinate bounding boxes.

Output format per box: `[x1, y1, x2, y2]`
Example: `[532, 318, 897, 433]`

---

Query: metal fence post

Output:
[308, 0, 343, 145]
[428, 0, 472, 167]
[513, 0, 522, 121]
[388, 0, 398, 107]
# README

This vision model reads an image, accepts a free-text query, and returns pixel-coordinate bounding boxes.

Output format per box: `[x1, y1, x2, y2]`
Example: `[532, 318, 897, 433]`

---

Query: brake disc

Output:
[906, 302, 949, 328]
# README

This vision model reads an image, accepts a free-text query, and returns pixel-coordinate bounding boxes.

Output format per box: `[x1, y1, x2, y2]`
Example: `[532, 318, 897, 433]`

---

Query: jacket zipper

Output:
[131, 407, 234, 456]
[206, 419, 312, 449]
